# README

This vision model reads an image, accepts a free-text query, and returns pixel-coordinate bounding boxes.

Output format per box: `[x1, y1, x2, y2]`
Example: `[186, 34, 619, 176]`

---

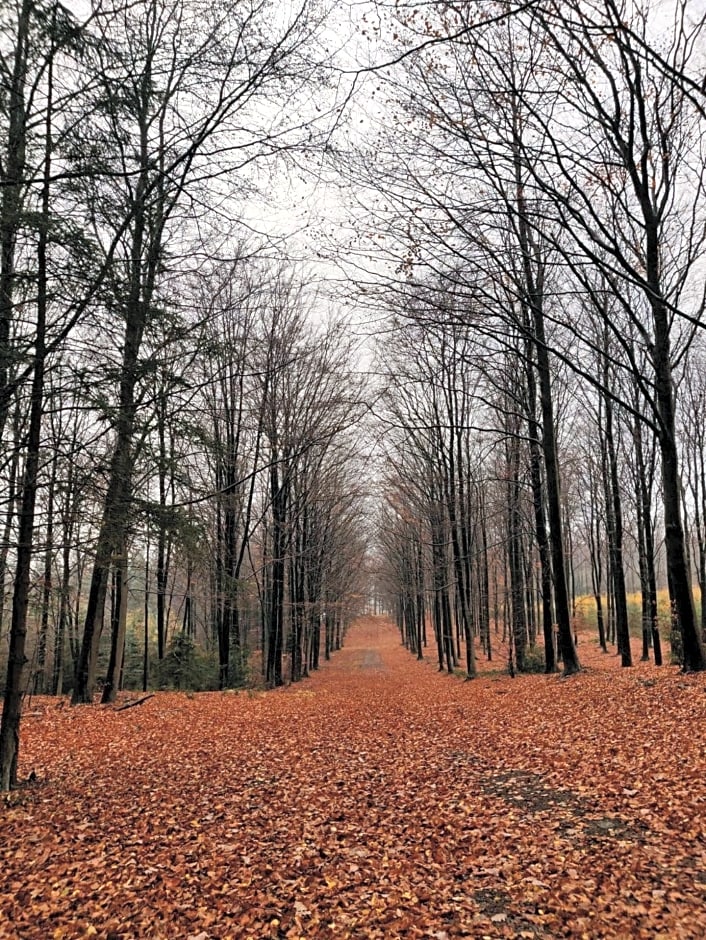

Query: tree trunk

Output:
[34, 453, 57, 693]
[650, 297, 705, 670]
[0, 35, 52, 786]
[507, 431, 527, 671]
[101, 547, 129, 703]
[534, 312, 579, 674]
[525, 338, 555, 670]
[266, 462, 287, 688]
[601, 357, 631, 667]
[0, 404, 23, 642]
[0, 0, 30, 443]
[143, 531, 150, 693]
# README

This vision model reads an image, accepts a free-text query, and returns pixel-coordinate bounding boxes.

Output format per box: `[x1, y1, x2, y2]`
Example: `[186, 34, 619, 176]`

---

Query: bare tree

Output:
[518, 0, 706, 669]
[71, 0, 335, 703]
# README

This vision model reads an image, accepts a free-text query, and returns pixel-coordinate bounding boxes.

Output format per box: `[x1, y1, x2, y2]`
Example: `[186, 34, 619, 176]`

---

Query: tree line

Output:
[351, 0, 706, 678]
[0, 0, 369, 790]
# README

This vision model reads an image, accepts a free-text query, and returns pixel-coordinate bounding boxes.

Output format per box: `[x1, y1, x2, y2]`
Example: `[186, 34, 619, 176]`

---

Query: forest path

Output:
[2, 616, 706, 939]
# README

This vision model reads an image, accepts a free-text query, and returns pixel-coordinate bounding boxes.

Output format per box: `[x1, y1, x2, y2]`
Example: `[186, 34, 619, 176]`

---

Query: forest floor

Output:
[2, 618, 706, 939]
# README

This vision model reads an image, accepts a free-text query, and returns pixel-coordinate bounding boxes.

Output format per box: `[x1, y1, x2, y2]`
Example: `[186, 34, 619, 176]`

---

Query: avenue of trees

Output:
[3, 0, 706, 792]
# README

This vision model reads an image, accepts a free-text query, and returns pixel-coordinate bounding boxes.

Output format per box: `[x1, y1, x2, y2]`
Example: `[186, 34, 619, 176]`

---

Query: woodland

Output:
[2, 0, 706, 933]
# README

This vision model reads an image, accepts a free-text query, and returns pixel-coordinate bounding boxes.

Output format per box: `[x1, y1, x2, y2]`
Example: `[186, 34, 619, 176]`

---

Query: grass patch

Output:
[574, 588, 679, 639]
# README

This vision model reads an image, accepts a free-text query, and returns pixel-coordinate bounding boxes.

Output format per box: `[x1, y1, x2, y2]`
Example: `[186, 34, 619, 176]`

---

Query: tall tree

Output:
[520, 0, 706, 669]
[72, 0, 334, 702]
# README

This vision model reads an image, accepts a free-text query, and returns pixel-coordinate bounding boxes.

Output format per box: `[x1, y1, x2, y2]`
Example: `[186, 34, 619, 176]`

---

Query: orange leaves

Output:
[1, 618, 706, 937]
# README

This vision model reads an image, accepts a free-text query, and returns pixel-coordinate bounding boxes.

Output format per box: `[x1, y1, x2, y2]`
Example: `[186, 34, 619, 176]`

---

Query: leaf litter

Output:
[2, 617, 706, 938]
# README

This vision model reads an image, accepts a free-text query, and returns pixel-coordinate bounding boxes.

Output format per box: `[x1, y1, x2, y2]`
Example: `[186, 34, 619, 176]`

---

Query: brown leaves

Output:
[2, 618, 706, 937]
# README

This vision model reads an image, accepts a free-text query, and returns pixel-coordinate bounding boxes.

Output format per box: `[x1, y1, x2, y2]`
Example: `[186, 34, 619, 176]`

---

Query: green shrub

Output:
[155, 634, 219, 691]
[518, 645, 548, 674]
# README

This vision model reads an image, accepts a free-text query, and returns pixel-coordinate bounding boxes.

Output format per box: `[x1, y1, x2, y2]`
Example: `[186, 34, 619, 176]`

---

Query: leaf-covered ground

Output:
[2, 617, 706, 939]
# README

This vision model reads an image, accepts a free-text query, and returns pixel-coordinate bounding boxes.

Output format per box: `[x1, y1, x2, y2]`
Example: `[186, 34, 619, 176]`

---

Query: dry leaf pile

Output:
[2, 617, 706, 938]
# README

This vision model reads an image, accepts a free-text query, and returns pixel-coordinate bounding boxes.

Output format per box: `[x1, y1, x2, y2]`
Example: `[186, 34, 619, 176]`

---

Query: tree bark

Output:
[101, 547, 129, 703]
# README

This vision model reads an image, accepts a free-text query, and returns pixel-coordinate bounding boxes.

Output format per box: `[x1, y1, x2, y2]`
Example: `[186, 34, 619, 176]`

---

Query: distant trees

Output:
[253, 273, 366, 686]
[378, 303, 494, 677]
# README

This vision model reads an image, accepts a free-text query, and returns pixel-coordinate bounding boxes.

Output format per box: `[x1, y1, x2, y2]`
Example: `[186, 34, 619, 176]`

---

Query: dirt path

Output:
[2, 616, 706, 938]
